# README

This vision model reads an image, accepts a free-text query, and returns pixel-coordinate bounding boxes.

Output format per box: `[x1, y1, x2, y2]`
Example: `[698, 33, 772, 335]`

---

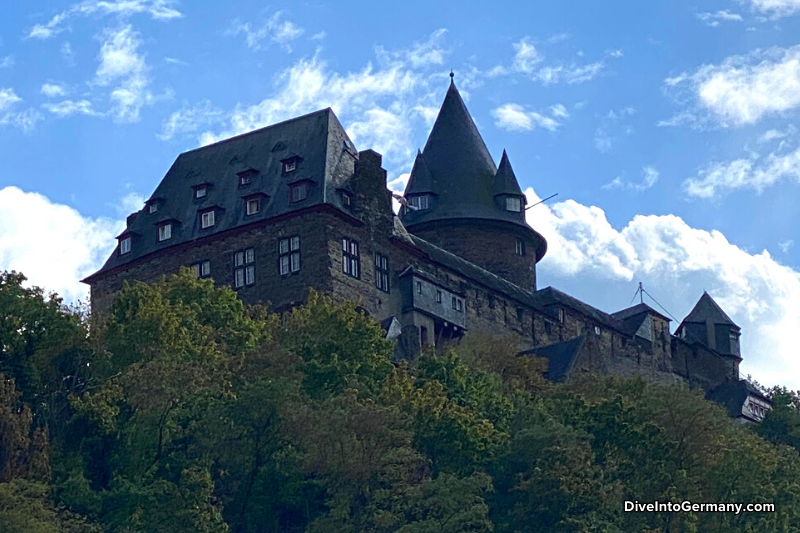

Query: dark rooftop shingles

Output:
[680, 291, 739, 329]
[520, 334, 587, 382]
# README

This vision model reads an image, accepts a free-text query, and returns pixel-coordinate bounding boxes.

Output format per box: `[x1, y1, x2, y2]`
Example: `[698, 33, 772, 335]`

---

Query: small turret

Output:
[493, 150, 526, 217]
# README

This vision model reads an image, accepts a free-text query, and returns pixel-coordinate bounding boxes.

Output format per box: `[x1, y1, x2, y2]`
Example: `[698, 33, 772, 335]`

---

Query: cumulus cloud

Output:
[94, 25, 152, 122]
[664, 45, 800, 127]
[525, 187, 800, 389]
[226, 11, 304, 52]
[683, 141, 800, 198]
[603, 166, 659, 192]
[739, 0, 800, 18]
[0, 186, 120, 303]
[41, 83, 67, 98]
[492, 103, 566, 132]
[0, 88, 42, 132]
[26, 0, 182, 40]
[161, 31, 450, 170]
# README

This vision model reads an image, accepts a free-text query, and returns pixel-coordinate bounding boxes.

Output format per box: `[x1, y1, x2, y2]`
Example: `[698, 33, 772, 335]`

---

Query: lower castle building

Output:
[83, 78, 769, 423]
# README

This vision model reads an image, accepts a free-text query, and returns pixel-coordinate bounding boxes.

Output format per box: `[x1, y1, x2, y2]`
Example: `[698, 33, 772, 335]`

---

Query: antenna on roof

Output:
[629, 282, 681, 324]
[629, 282, 644, 305]
[525, 193, 558, 210]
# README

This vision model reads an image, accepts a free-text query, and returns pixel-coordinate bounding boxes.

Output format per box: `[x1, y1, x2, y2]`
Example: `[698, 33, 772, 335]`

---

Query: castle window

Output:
[341, 192, 352, 207]
[279, 236, 300, 275]
[234, 248, 255, 288]
[409, 195, 429, 210]
[435, 289, 442, 303]
[200, 210, 215, 229]
[148, 203, 158, 214]
[195, 186, 207, 199]
[190, 260, 211, 279]
[283, 160, 297, 173]
[557, 308, 564, 323]
[119, 236, 131, 255]
[290, 183, 308, 203]
[342, 238, 360, 279]
[506, 197, 522, 212]
[515, 238, 525, 256]
[375, 252, 389, 292]
[416, 281, 422, 294]
[594, 326, 601, 336]
[158, 223, 172, 242]
[240, 174, 252, 186]
[246, 198, 260, 216]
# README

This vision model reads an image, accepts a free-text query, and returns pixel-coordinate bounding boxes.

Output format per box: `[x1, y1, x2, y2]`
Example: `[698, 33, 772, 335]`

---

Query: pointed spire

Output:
[683, 291, 739, 328]
[405, 150, 434, 194]
[493, 149, 524, 197]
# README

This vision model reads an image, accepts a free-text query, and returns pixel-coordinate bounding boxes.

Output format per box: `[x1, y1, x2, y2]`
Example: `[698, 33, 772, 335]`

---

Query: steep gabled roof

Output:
[520, 334, 587, 382]
[404, 150, 435, 195]
[678, 291, 739, 330]
[84, 108, 357, 283]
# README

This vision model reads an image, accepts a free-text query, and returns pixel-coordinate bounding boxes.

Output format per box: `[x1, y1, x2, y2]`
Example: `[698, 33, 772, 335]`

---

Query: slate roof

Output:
[519, 334, 587, 382]
[405, 151, 435, 195]
[493, 150, 524, 197]
[532, 286, 632, 335]
[84, 108, 357, 282]
[678, 291, 739, 330]
[611, 303, 671, 336]
[707, 380, 771, 420]
[400, 81, 541, 242]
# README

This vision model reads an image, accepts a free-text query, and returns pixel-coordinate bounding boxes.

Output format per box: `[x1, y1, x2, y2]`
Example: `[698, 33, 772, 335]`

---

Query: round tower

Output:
[399, 79, 547, 291]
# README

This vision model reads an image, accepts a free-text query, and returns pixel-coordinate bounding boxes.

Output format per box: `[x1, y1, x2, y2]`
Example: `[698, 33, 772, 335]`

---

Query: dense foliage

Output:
[2, 269, 800, 532]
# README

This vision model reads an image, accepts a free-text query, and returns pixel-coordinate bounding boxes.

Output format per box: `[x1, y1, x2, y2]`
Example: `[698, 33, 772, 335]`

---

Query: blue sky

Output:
[2, 0, 800, 389]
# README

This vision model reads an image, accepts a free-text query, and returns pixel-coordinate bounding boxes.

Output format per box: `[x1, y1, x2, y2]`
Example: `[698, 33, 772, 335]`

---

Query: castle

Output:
[82, 78, 770, 423]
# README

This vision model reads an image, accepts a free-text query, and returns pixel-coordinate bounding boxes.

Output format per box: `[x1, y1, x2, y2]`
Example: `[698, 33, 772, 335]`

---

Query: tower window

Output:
[119, 236, 131, 255]
[201, 210, 215, 229]
[409, 195, 429, 210]
[375, 252, 389, 292]
[158, 223, 172, 242]
[342, 238, 360, 279]
[515, 238, 525, 256]
[435, 289, 442, 303]
[594, 326, 601, 336]
[416, 281, 422, 294]
[557, 308, 564, 324]
[290, 183, 308, 203]
[506, 197, 522, 212]
[279, 236, 301, 275]
[246, 198, 260, 215]
[234, 248, 255, 288]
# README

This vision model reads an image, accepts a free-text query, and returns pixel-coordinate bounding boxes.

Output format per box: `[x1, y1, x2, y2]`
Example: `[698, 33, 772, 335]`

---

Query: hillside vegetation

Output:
[2, 270, 800, 532]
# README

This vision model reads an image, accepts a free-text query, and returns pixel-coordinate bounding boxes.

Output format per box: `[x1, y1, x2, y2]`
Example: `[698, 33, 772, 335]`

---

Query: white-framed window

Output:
[409, 195, 429, 210]
[506, 196, 522, 212]
[452, 297, 464, 312]
[435, 289, 442, 303]
[195, 186, 207, 199]
[594, 326, 601, 336]
[119, 236, 131, 255]
[515, 238, 525, 256]
[342, 193, 351, 207]
[342, 238, 360, 279]
[148, 203, 158, 214]
[416, 280, 422, 294]
[290, 183, 308, 203]
[234, 248, 255, 288]
[158, 224, 172, 242]
[283, 160, 297, 173]
[199, 260, 211, 278]
[279, 236, 301, 275]
[201, 210, 215, 229]
[246, 198, 260, 215]
[239, 174, 253, 186]
[375, 252, 389, 292]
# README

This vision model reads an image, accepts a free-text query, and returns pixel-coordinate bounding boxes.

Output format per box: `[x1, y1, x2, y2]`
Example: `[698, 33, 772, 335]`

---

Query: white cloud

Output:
[226, 11, 304, 52]
[664, 45, 800, 127]
[0, 88, 22, 112]
[602, 166, 659, 192]
[0, 186, 120, 303]
[492, 103, 565, 132]
[27, 0, 182, 40]
[696, 10, 744, 26]
[511, 36, 543, 73]
[43, 99, 99, 117]
[683, 142, 800, 198]
[606, 49, 624, 58]
[0, 89, 42, 132]
[525, 188, 800, 389]
[164, 31, 449, 170]
[0, 55, 13, 68]
[740, 0, 800, 18]
[94, 25, 152, 122]
[116, 192, 145, 216]
[41, 83, 67, 98]
[778, 239, 794, 252]
[594, 128, 613, 153]
[61, 42, 76, 66]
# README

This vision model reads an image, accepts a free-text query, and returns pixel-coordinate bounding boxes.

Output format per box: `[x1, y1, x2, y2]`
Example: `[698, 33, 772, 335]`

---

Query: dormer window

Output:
[341, 192, 352, 207]
[158, 223, 172, 242]
[409, 195, 429, 211]
[290, 182, 308, 203]
[240, 175, 252, 186]
[194, 185, 207, 199]
[119, 236, 131, 255]
[238, 169, 258, 187]
[505, 196, 522, 212]
[200, 210, 215, 229]
[284, 160, 296, 173]
[148, 203, 158, 214]
[246, 198, 260, 215]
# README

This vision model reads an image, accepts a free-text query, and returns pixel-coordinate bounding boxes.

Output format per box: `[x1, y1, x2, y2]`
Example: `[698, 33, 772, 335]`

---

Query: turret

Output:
[676, 291, 741, 380]
[400, 78, 547, 291]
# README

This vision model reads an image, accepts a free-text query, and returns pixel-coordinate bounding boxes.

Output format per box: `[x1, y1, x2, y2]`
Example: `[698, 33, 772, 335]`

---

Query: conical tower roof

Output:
[493, 149, 524, 197]
[400, 79, 535, 231]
